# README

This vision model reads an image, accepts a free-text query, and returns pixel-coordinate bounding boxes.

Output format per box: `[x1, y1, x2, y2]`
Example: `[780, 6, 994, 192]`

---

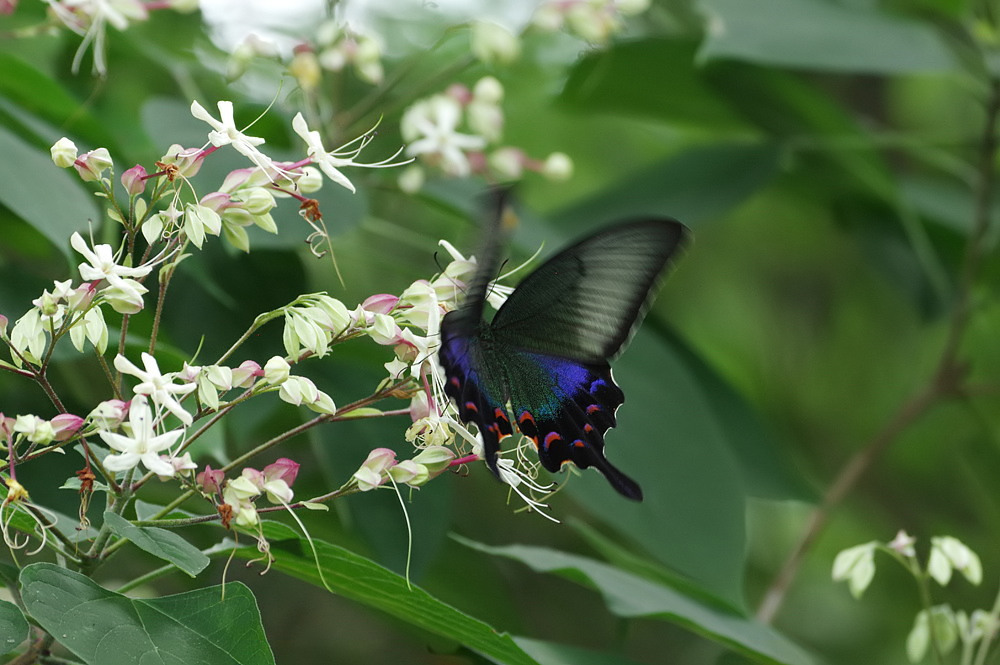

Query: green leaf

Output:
[550, 142, 780, 228]
[459, 539, 815, 665]
[514, 636, 647, 665]
[235, 533, 538, 665]
[559, 39, 748, 130]
[335, 407, 385, 419]
[0, 124, 99, 257]
[565, 331, 748, 607]
[697, 0, 955, 74]
[103, 512, 210, 578]
[654, 326, 813, 500]
[20, 563, 274, 665]
[0, 53, 113, 148]
[569, 518, 741, 611]
[0, 599, 29, 654]
[133, 500, 199, 522]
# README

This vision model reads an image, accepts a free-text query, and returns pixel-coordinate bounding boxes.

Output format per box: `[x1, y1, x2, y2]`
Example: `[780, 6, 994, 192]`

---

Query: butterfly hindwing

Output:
[438, 328, 513, 476]
[505, 351, 642, 500]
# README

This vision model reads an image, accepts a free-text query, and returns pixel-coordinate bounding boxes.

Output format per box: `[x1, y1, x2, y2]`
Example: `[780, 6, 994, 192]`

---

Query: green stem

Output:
[972, 581, 1000, 665]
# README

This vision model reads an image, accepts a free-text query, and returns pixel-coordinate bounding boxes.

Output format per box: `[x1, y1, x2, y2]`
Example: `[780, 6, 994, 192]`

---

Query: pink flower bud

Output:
[393, 339, 419, 363]
[232, 360, 262, 388]
[0, 314, 7, 334]
[408, 392, 431, 421]
[68, 282, 97, 310]
[241, 467, 265, 490]
[362, 294, 399, 315]
[263, 458, 300, 487]
[199, 191, 232, 213]
[121, 164, 147, 195]
[197, 465, 225, 494]
[353, 447, 398, 491]
[50, 413, 84, 441]
[74, 148, 113, 182]
[446, 83, 472, 105]
[89, 399, 129, 429]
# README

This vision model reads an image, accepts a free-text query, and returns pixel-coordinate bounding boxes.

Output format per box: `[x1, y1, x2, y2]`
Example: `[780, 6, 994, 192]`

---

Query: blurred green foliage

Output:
[2, 0, 1000, 663]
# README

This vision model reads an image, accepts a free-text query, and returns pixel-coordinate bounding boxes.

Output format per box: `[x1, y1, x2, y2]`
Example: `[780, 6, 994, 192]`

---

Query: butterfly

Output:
[438, 199, 688, 501]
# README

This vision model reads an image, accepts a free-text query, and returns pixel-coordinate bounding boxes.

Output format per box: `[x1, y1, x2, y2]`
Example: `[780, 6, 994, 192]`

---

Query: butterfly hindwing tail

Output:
[512, 361, 642, 501]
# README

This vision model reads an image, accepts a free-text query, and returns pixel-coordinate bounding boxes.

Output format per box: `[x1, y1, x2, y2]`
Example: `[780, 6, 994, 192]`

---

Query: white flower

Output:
[70, 232, 154, 313]
[68, 305, 108, 353]
[832, 541, 878, 598]
[114, 352, 196, 426]
[46, 0, 148, 74]
[928, 536, 982, 586]
[50, 137, 78, 168]
[71, 232, 151, 283]
[291, 113, 410, 193]
[402, 96, 486, 177]
[190, 100, 275, 175]
[98, 396, 183, 476]
[470, 20, 521, 65]
[183, 204, 222, 249]
[496, 458, 559, 523]
[13, 415, 56, 446]
[9, 309, 46, 365]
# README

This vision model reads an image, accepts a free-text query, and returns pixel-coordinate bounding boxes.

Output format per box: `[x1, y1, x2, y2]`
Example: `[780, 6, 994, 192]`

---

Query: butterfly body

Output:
[439, 216, 687, 501]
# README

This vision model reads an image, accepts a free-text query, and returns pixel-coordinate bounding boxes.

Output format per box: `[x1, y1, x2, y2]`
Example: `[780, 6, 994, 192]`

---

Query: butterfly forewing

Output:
[489, 220, 686, 362]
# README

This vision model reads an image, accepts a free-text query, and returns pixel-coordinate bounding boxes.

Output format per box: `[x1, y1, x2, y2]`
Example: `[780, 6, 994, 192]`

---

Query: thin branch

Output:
[756, 77, 1000, 623]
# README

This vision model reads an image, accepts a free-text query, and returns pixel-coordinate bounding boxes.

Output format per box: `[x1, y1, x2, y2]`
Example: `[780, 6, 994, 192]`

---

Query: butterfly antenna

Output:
[485, 258, 509, 304]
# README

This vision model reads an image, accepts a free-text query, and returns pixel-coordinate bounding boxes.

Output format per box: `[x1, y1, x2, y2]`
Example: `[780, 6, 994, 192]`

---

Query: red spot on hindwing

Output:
[543, 431, 561, 450]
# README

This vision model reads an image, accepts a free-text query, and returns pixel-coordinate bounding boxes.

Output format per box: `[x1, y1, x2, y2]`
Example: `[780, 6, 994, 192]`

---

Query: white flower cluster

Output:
[399, 77, 572, 190]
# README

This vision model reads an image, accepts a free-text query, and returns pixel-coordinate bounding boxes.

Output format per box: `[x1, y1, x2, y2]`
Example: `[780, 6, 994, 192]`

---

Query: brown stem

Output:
[756, 77, 1000, 623]
[8, 631, 55, 665]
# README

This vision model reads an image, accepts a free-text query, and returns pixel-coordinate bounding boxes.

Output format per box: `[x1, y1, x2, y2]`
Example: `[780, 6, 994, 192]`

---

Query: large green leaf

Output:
[559, 39, 748, 131]
[0, 599, 29, 655]
[0, 53, 114, 149]
[0, 124, 99, 257]
[20, 563, 274, 665]
[236, 527, 539, 665]
[460, 539, 814, 665]
[549, 142, 782, 228]
[697, 0, 956, 74]
[566, 330, 748, 607]
[514, 636, 647, 665]
[653, 325, 813, 500]
[103, 511, 210, 578]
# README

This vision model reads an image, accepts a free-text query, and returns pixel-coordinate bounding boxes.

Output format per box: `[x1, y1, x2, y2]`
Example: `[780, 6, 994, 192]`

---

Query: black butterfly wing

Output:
[490, 219, 686, 362]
